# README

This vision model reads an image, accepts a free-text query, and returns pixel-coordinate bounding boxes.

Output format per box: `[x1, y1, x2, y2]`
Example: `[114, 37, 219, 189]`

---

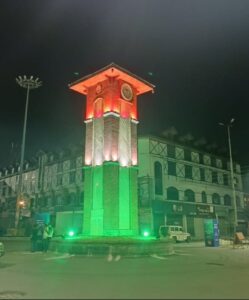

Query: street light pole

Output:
[15, 76, 42, 229]
[219, 118, 237, 240]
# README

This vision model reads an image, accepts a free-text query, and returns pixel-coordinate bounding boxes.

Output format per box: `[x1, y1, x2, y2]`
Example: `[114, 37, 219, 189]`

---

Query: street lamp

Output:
[15, 76, 42, 229]
[219, 118, 237, 240]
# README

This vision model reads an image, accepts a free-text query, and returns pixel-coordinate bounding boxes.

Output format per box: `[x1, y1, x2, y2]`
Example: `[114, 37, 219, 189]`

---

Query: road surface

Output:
[0, 243, 249, 299]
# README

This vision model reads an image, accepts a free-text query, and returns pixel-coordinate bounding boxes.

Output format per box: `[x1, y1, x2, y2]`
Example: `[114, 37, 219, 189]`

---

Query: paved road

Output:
[1, 244, 249, 299]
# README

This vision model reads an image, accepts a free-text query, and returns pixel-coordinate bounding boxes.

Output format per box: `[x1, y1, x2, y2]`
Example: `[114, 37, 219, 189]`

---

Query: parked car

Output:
[159, 225, 191, 242]
[0, 241, 5, 257]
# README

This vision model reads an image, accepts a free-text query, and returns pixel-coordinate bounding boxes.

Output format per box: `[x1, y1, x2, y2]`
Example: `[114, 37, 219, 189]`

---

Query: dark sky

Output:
[1, 0, 249, 169]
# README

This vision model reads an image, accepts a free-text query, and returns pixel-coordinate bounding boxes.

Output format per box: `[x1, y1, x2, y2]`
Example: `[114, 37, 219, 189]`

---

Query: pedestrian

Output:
[42, 223, 54, 253]
[30, 223, 38, 252]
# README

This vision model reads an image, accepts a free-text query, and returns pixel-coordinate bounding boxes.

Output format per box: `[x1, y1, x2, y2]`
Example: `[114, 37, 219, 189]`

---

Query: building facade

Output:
[0, 136, 247, 239]
[138, 136, 245, 239]
[0, 147, 84, 235]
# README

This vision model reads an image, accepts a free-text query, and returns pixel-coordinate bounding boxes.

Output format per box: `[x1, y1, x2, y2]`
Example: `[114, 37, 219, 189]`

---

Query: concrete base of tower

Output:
[83, 162, 139, 237]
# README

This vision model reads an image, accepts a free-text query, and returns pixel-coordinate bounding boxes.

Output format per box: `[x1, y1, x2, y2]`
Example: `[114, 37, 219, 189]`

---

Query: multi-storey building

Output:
[0, 146, 84, 235]
[138, 135, 245, 239]
[0, 137, 247, 239]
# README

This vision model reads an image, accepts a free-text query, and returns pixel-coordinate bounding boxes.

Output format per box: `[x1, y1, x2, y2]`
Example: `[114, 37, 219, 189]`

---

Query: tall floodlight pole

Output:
[219, 118, 237, 241]
[15, 76, 42, 229]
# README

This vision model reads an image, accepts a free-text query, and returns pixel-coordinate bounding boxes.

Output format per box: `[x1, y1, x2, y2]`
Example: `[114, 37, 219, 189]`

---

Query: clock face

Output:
[96, 84, 102, 94]
[121, 83, 133, 101]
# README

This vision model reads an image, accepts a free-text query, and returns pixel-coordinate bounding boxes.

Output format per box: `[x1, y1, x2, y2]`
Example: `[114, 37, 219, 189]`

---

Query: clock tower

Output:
[69, 63, 154, 236]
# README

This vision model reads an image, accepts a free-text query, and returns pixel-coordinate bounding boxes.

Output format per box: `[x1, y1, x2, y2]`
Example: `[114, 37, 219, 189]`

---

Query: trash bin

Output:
[204, 219, 219, 247]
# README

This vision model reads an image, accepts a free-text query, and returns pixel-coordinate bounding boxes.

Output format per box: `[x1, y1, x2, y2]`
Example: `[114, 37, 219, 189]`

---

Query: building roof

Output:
[68, 62, 155, 95]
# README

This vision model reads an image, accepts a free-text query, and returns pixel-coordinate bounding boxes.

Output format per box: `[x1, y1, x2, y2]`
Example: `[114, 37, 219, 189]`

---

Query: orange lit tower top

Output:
[69, 62, 154, 121]
[69, 63, 154, 237]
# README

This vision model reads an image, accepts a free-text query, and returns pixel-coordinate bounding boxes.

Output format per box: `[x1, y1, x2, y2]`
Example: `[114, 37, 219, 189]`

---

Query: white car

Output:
[159, 225, 191, 242]
[0, 241, 4, 257]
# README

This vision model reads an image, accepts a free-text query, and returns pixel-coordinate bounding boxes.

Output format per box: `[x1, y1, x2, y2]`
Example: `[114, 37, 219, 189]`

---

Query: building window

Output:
[167, 187, 179, 200]
[200, 168, 205, 181]
[211, 157, 217, 168]
[184, 149, 192, 161]
[57, 174, 63, 186]
[236, 196, 241, 208]
[212, 193, 220, 205]
[201, 191, 207, 203]
[58, 163, 63, 173]
[69, 171, 76, 184]
[222, 159, 228, 170]
[184, 189, 195, 202]
[223, 174, 228, 185]
[168, 161, 176, 176]
[167, 144, 175, 158]
[224, 195, 231, 206]
[212, 171, 218, 184]
[154, 162, 163, 195]
[70, 159, 76, 170]
[185, 165, 192, 179]
[199, 153, 204, 164]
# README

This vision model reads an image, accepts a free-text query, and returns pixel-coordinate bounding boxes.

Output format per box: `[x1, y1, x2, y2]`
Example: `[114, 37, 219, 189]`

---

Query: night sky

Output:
[1, 0, 249, 170]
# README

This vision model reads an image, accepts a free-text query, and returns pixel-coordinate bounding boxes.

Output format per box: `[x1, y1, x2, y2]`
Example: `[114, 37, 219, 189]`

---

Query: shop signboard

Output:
[196, 205, 214, 217]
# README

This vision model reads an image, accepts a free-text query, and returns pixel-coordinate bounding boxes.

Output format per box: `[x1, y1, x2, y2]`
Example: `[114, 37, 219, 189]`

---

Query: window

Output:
[185, 165, 192, 179]
[154, 162, 163, 195]
[184, 149, 191, 161]
[167, 187, 179, 200]
[70, 159, 76, 170]
[211, 157, 216, 168]
[199, 153, 204, 164]
[167, 144, 175, 158]
[58, 163, 63, 172]
[184, 189, 195, 202]
[69, 171, 76, 184]
[57, 174, 63, 186]
[200, 168, 205, 181]
[223, 174, 228, 185]
[222, 159, 228, 170]
[168, 161, 176, 176]
[224, 195, 231, 206]
[212, 193, 220, 205]
[201, 191, 207, 203]
[212, 171, 218, 184]
[236, 196, 241, 208]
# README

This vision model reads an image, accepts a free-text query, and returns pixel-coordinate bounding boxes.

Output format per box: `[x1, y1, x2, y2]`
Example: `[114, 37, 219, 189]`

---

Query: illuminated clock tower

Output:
[69, 63, 154, 236]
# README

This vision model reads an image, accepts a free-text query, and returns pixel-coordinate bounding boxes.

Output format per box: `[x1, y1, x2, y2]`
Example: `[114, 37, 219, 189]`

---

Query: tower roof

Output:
[69, 63, 155, 95]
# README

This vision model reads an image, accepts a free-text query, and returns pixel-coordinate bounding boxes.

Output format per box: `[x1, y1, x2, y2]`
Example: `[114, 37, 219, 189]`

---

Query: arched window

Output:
[224, 194, 231, 206]
[154, 161, 163, 195]
[201, 191, 207, 203]
[167, 187, 179, 200]
[184, 189, 195, 202]
[212, 193, 220, 205]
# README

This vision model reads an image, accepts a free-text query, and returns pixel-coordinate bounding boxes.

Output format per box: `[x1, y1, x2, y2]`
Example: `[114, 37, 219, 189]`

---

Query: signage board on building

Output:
[196, 205, 214, 217]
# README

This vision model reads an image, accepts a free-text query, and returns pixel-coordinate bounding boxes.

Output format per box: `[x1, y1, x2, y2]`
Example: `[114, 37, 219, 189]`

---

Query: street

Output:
[1, 243, 249, 299]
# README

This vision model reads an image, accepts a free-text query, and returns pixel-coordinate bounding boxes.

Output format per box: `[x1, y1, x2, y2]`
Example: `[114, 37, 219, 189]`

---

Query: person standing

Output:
[43, 223, 53, 253]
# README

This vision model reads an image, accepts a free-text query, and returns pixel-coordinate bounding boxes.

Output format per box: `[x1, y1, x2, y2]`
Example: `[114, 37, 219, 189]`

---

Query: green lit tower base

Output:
[69, 63, 154, 237]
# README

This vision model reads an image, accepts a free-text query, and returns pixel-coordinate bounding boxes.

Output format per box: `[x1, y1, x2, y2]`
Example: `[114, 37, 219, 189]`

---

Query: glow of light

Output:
[104, 154, 110, 161]
[143, 231, 150, 237]
[68, 230, 75, 237]
[120, 158, 129, 167]
[132, 158, 137, 165]
[111, 153, 118, 161]
[85, 157, 92, 165]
